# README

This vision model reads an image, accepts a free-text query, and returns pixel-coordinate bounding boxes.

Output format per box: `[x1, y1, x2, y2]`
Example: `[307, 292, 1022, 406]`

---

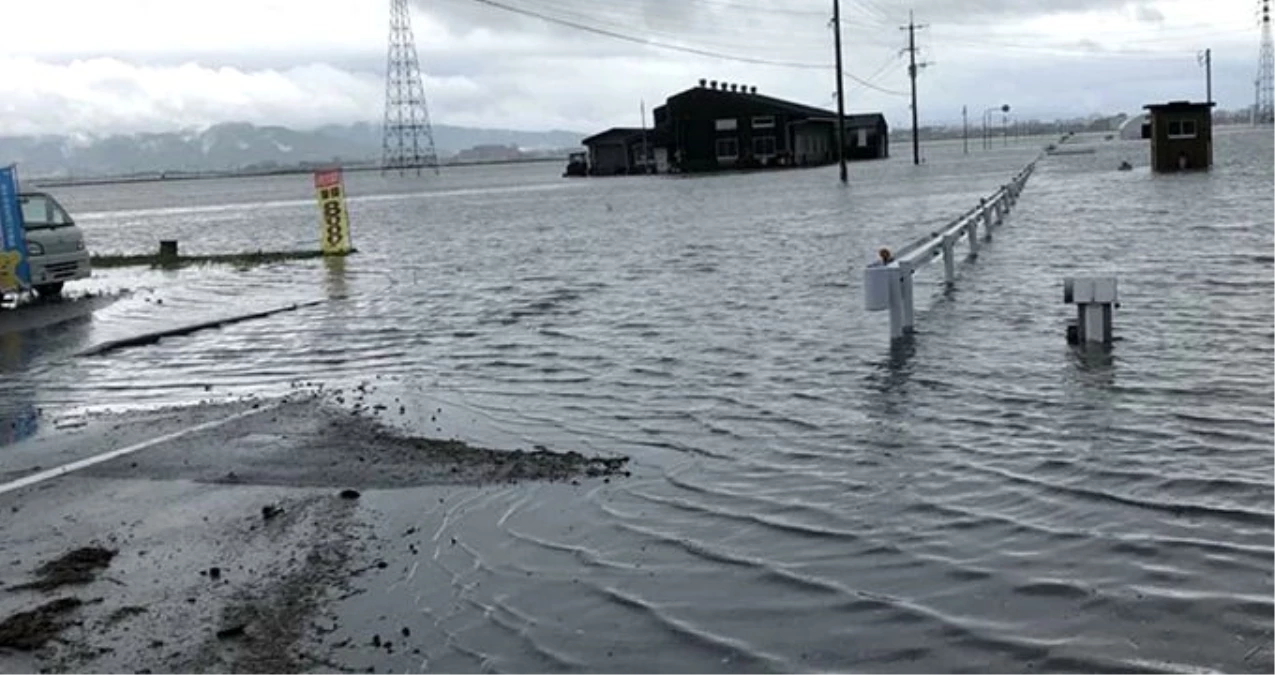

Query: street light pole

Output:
[962, 105, 968, 154]
[983, 104, 1010, 150]
[832, 0, 848, 184]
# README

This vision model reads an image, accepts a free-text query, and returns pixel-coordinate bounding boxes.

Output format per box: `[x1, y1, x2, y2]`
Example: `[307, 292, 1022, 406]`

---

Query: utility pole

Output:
[640, 99, 648, 174]
[900, 11, 929, 165]
[1257, 0, 1274, 124]
[962, 105, 968, 154]
[833, 0, 848, 184]
[1199, 48, 1212, 105]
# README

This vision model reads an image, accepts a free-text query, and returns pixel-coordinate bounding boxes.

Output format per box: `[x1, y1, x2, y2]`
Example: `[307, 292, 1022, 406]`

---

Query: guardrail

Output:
[864, 159, 1039, 340]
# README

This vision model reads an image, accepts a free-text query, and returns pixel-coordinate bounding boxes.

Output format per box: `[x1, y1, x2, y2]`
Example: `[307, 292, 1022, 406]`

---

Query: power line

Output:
[454, 0, 917, 81]
[457, 0, 831, 67]
[523, 0, 857, 54]
[513, 0, 898, 48]
[843, 52, 904, 96]
[928, 32, 1246, 59]
[843, 65, 909, 96]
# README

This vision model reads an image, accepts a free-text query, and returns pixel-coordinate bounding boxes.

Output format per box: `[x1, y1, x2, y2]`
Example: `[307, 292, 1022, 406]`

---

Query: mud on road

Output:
[0, 393, 630, 673]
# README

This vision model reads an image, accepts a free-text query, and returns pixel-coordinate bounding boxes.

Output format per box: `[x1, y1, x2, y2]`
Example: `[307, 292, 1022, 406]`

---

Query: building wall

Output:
[793, 125, 833, 165]
[844, 122, 889, 160]
[589, 142, 630, 176]
[1149, 108, 1212, 172]
[665, 91, 800, 172]
[653, 88, 889, 173]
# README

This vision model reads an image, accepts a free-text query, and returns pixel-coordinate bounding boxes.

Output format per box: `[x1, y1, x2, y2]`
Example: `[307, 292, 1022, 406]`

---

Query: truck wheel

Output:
[36, 282, 64, 299]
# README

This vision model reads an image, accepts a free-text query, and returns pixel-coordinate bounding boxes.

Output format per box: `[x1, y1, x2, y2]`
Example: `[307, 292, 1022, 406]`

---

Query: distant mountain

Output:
[0, 122, 588, 178]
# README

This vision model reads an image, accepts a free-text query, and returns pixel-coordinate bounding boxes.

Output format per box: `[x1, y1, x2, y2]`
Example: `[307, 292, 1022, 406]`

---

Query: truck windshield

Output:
[19, 194, 73, 230]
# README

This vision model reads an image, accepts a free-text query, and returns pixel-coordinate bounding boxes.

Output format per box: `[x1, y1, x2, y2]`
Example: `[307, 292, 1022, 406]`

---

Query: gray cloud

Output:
[1134, 3, 1166, 23]
[908, 0, 1151, 24]
[0, 0, 1255, 140]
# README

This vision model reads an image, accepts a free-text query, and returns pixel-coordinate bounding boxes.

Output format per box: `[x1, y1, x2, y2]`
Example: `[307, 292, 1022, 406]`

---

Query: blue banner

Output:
[0, 164, 31, 293]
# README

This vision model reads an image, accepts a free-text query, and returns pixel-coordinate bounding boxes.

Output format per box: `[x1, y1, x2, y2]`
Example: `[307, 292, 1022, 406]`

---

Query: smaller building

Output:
[1117, 112, 1149, 141]
[580, 127, 655, 176]
[1143, 100, 1215, 172]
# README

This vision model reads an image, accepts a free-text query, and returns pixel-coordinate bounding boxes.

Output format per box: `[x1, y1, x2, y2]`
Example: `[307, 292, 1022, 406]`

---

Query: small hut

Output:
[1142, 100, 1215, 172]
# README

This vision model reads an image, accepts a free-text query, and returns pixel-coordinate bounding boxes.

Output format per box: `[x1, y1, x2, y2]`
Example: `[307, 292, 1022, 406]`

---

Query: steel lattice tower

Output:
[382, 0, 439, 175]
[1257, 0, 1274, 124]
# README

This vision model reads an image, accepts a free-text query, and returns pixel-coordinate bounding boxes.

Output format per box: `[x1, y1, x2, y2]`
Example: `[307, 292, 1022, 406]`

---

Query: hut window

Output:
[752, 116, 775, 129]
[715, 118, 738, 131]
[716, 137, 739, 159]
[1167, 119, 1197, 139]
[752, 135, 777, 157]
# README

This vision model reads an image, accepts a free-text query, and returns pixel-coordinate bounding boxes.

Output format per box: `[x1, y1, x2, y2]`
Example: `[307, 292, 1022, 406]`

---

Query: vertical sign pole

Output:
[0, 165, 32, 297]
[314, 168, 353, 256]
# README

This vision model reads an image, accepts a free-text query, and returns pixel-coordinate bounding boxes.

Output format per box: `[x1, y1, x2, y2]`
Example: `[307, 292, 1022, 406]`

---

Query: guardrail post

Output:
[969, 206, 981, 255]
[887, 265, 905, 339]
[900, 263, 915, 333]
[942, 234, 956, 286]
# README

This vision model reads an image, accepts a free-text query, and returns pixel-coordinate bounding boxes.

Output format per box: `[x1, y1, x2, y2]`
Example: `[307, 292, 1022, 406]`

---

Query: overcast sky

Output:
[0, 0, 1262, 137]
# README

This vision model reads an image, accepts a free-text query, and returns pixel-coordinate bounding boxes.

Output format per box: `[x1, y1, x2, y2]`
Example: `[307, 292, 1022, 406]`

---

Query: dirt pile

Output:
[0, 598, 84, 651]
[10, 547, 117, 592]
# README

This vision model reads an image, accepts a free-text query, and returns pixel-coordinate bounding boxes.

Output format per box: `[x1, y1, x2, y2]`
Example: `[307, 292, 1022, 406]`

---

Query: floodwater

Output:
[2, 128, 1273, 672]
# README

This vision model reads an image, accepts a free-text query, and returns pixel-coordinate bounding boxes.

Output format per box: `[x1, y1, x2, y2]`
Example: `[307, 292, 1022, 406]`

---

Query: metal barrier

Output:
[864, 160, 1039, 340]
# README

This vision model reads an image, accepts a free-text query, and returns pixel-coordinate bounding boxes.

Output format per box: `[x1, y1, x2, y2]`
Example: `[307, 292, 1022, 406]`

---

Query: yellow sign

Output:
[314, 168, 352, 255]
[0, 250, 21, 294]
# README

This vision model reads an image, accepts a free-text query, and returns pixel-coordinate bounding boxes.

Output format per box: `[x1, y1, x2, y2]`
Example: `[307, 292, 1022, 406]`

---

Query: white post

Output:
[887, 266, 905, 339]
[1064, 276, 1118, 345]
[900, 264, 915, 332]
[969, 214, 980, 255]
[942, 235, 956, 285]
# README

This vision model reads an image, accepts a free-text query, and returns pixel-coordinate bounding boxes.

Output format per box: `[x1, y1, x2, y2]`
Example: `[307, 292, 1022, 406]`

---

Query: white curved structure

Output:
[1119, 113, 1149, 140]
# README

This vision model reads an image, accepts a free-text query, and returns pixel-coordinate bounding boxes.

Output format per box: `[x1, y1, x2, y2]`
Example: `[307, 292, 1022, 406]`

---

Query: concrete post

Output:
[969, 214, 980, 255]
[900, 264, 915, 333]
[942, 235, 956, 285]
[887, 266, 905, 339]
[1063, 276, 1118, 345]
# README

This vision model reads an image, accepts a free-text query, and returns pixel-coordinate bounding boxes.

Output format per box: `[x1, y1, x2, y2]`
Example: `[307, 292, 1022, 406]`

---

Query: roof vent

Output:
[710, 80, 718, 89]
[699, 78, 707, 88]
[750, 86, 757, 94]
[729, 83, 737, 92]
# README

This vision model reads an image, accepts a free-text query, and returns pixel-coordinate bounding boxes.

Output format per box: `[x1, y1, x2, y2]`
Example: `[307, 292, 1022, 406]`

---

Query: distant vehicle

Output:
[19, 192, 91, 298]
[563, 152, 588, 177]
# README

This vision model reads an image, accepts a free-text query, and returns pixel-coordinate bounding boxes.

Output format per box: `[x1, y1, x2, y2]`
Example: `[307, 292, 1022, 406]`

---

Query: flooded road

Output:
[1, 128, 1272, 672]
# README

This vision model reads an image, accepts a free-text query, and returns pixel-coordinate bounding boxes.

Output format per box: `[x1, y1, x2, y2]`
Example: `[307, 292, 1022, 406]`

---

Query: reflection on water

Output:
[2, 130, 1272, 672]
[324, 254, 349, 300]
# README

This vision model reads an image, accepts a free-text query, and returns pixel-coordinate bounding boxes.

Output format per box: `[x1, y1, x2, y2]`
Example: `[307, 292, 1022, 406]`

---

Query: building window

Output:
[716, 137, 739, 160]
[715, 118, 737, 131]
[752, 115, 775, 129]
[752, 135, 776, 157]
[1167, 119, 1197, 139]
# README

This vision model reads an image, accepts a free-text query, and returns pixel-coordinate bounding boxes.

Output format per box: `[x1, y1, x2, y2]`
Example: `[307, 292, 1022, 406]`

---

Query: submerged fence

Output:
[864, 160, 1039, 340]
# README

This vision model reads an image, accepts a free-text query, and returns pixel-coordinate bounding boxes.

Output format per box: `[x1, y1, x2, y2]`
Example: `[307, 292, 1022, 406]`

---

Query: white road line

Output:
[0, 404, 279, 498]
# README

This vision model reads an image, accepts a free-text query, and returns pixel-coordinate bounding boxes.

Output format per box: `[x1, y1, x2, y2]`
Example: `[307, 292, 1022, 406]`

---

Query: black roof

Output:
[667, 86, 886, 127]
[581, 127, 646, 145]
[1143, 100, 1216, 111]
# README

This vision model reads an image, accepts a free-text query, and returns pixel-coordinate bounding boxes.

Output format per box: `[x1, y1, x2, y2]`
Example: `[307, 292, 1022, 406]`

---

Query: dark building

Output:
[649, 80, 888, 173]
[1143, 100, 1215, 172]
[580, 127, 655, 176]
